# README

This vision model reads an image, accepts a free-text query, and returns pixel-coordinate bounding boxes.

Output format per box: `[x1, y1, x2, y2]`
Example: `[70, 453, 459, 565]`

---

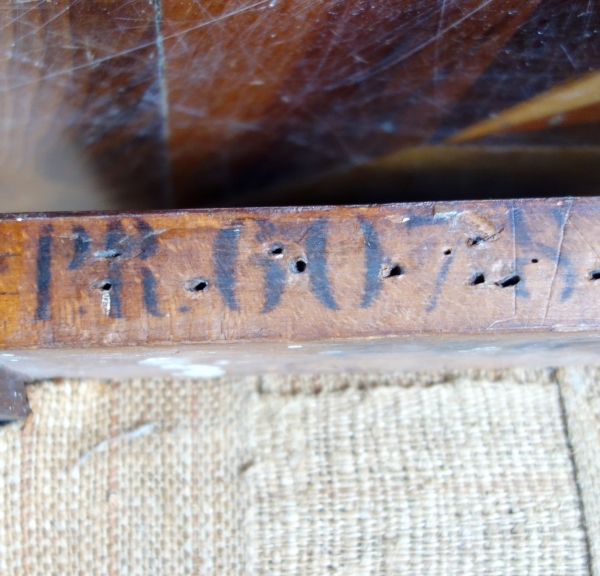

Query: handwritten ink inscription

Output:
[32, 205, 581, 324]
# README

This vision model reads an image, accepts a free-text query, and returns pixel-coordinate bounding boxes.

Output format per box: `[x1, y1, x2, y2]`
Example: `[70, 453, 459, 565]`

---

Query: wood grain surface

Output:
[0, 0, 169, 211]
[1, 0, 599, 210]
[1, 197, 600, 350]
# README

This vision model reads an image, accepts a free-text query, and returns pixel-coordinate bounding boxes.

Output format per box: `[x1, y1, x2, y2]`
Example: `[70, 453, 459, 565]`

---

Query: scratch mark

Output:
[325, 0, 496, 90]
[0, 0, 272, 94]
[570, 219, 600, 260]
[73, 423, 156, 470]
[511, 204, 517, 315]
[433, 0, 449, 86]
[542, 200, 573, 322]
[560, 44, 576, 69]
[136, 220, 158, 260]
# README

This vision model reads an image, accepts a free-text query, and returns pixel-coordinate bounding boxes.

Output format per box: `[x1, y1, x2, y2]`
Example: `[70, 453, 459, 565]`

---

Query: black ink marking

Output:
[305, 219, 338, 310]
[106, 221, 126, 254]
[550, 207, 574, 301]
[426, 251, 454, 312]
[360, 219, 382, 308]
[137, 220, 158, 260]
[405, 214, 448, 229]
[105, 221, 125, 318]
[67, 226, 90, 270]
[513, 206, 576, 301]
[255, 219, 277, 243]
[262, 260, 286, 313]
[560, 269, 576, 301]
[141, 267, 163, 317]
[213, 227, 240, 311]
[35, 226, 53, 320]
[512, 208, 532, 299]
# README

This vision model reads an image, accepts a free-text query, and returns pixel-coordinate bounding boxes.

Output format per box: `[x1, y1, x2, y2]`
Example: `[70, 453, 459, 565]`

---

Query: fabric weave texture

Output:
[0, 368, 597, 575]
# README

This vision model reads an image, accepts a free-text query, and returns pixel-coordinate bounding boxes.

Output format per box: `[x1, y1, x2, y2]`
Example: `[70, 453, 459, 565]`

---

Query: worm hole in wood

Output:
[269, 245, 284, 257]
[496, 274, 520, 288]
[92, 280, 113, 291]
[443, 248, 452, 255]
[531, 258, 538, 263]
[589, 269, 600, 281]
[292, 259, 307, 273]
[381, 264, 403, 278]
[186, 278, 209, 292]
[470, 272, 485, 286]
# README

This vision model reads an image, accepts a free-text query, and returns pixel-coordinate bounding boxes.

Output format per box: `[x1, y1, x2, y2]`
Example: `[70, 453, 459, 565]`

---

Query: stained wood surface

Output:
[1, 197, 600, 350]
[1, 0, 599, 210]
[0, 0, 169, 211]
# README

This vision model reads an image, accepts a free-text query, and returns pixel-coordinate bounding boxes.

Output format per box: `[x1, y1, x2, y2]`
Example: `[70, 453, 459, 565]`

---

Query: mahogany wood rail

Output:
[2, 196, 600, 418]
[1, 0, 599, 212]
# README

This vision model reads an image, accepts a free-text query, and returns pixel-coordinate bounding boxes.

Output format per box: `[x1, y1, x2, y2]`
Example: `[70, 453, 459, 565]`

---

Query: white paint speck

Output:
[434, 211, 457, 219]
[288, 345, 302, 349]
[0, 354, 14, 357]
[402, 217, 410, 223]
[139, 357, 225, 378]
[101, 291, 111, 316]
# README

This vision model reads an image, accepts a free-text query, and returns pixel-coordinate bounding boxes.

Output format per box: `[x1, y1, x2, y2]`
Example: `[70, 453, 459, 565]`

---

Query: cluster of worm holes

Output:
[93, 245, 600, 294]
[269, 244, 306, 273]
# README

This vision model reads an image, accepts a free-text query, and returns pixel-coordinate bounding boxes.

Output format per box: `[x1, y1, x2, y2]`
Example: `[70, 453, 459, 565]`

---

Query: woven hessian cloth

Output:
[0, 368, 597, 574]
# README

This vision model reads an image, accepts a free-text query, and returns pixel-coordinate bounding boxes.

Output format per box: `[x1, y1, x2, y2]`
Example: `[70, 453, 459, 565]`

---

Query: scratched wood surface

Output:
[0, 0, 169, 212]
[0, 197, 599, 350]
[1, 0, 599, 211]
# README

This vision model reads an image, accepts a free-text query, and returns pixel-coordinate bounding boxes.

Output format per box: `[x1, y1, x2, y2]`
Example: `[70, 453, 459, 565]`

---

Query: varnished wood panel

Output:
[1, 0, 599, 211]
[1, 197, 600, 349]
[159, 0, 600, 205]
[0, 0, 169, 211]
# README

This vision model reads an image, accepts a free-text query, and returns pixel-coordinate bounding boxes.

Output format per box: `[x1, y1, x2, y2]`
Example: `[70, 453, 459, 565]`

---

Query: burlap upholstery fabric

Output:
[558, 367, 600, 576]
[0, 369, 597, 574]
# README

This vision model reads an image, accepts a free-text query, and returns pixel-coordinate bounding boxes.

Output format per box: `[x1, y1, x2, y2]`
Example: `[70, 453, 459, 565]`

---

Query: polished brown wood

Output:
[0, 0, 169, 212]
[1, 0, 599, 211]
